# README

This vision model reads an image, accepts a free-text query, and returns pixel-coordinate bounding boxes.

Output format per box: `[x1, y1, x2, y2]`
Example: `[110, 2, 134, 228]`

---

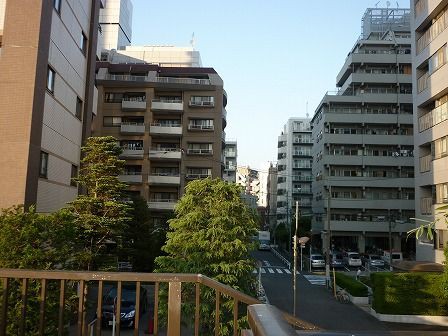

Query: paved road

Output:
[252, 250, 448, 335]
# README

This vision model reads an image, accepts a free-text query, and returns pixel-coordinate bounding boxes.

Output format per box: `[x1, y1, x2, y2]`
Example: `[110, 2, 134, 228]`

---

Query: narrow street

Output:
[252, 250, 448, 335]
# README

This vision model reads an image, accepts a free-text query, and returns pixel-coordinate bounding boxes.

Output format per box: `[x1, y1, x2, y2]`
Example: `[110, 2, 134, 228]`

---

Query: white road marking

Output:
[261, 268, 266, 274]
[304, 275, 326, 286]
[284, 269, 291, 274]
[276, 268, 283, 274]
[252, 269, 257, 274]
[268, 268, 274, 274]
[263, 260, 271, 267]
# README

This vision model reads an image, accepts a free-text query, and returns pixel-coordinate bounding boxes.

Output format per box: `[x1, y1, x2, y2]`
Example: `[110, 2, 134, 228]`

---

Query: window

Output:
[80, 32, 87, 56]
[39, 152, 49, 178]
[47, 67, 55, 93]
[76, 97, 83, 120]
[103, 117, 121, 127]
[70, 165, 78, 186]
[53, 0, 61, 13]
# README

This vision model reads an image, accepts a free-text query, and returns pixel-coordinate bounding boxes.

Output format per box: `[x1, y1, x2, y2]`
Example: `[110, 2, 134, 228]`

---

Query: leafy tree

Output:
[67, 136, 130, 271]
[155, 178, 258, 335]
[0, 206, 77, 335]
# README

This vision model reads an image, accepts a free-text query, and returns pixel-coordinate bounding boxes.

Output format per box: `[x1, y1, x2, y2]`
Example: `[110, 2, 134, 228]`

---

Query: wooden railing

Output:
[0, 269, 317, 336]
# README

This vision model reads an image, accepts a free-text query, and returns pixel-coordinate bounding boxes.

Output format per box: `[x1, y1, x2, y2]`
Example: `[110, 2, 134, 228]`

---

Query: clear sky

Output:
[131, 0, 411, 170]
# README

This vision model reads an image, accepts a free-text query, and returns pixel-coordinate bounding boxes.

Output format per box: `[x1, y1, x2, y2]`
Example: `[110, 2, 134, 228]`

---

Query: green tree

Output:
[0, 206, 77, 335]
[155, 178, 258, 335]
[67, 136, 130, 271]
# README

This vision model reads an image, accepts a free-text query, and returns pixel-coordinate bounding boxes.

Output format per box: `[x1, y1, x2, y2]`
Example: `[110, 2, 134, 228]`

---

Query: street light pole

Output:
[293, 200, 299, 317]
[388, 209, 393, 271]
[325, 184, 332, 287]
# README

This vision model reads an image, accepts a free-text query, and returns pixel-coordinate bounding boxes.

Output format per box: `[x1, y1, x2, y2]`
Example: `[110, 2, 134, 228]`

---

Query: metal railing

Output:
[150, 147, 181, 152]
[189, 100, 215, 107]
[150, 122, 182, 127]
[418, 101, 448, 132]
[151, 98, 183, 104]
[188, 124, 214, 130]
[185, 174, 212, 179]
[122, 97, 146, 102]
[105, 74, 149, 82]
[156, 77, 211, 85]
[0, 269, 316, 336]
[186, 149, 213, 155]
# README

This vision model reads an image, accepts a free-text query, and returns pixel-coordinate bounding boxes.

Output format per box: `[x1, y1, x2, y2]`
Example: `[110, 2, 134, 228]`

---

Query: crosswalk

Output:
[253, 267, 296, 275]
[303, 274, 326, 286]
[253, 268, 327, 286]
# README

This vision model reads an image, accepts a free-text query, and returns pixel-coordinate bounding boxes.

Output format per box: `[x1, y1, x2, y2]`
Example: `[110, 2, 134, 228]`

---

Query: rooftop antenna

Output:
[190, 32, 195, 50]
[306, 101, 309, 118]
[375, 1, 380, 8]
[396, 1, 399, 8]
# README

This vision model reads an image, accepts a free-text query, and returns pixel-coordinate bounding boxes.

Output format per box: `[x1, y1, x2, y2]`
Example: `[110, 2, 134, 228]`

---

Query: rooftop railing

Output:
[156, 77, 211, 85]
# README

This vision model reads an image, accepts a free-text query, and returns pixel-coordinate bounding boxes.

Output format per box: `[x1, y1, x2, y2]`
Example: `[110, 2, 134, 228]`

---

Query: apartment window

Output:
[39, 152, 49, 178]
[188, 119, 214, 130]
[47, 67, 55, 93]
[70, 165, 78, 186]
[76, 97, 83, 120]
[187, 143, 213, 155]
[80, 32, 87, 56]
[53, 0, 61, 13]
[189, 96, 214, 106]
[104, 92, 124, 103]
[436, 183, 448, 203]
[103, 116, 121, 127]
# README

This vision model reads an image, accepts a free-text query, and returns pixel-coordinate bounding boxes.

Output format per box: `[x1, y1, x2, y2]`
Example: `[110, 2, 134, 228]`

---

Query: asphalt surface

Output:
[252, 250, 448, 335]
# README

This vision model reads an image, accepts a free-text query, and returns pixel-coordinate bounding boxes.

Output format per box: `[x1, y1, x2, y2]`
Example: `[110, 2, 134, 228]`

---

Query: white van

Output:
[382, 251, 403, 263]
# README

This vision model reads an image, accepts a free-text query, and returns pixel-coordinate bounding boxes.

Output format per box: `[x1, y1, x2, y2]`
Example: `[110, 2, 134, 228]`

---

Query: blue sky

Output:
[131, 0, 411, 170]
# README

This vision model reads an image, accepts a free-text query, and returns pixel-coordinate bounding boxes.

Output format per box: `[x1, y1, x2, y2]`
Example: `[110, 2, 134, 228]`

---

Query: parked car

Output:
[331, 253, 345, 269]
[310, 254, 325, 269]
[258, 241, 270, 251]
[102, 284, 148, 328]
[344, 252, 362, 267]
[382, 251, 403, 264]
[363, 254, 385, 268]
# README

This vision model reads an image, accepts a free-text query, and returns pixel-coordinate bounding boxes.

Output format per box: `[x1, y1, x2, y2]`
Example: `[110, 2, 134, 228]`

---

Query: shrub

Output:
[335, 272, 368, 297]
[371, 272, 448, 315]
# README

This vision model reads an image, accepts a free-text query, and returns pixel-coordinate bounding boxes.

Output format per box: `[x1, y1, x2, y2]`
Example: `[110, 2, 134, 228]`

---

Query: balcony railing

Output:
[417, 72, 429, 93]
[156, 77, 211, 85]
[187, 149, 213, 155]
[188, 124, 214, 131]
[0, 269, 314, 336]
[417, 8, 448, 54]
[121, 97, 147, 111]
[292, 175, 313, 182]
[185, 173, 212, 179]
[419, 155, 432, 173]
[189, 100, 215, 107]
[120, 122, 145, 134]
[418, 101, 448, 132]
[151, 99, 184, 112]
[106, 74, 148, 81]
[120, 147, 144, 159]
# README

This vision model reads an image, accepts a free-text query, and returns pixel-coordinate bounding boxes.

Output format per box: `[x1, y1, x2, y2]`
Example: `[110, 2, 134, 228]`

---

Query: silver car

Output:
[365, 254, 385, 268]
[310, 254, 325, 269]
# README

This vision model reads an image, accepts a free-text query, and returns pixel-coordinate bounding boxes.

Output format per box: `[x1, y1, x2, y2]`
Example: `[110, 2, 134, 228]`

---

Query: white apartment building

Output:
[412, 0, 448, 263]
[99, 0, 132, 50]
[224, 140, 237, 183]
[311, 8, 416, 255]
[276, 118, 313, 226]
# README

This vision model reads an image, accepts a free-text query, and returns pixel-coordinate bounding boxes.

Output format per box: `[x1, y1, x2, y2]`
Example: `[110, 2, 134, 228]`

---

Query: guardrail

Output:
[271, 247, 291, 269]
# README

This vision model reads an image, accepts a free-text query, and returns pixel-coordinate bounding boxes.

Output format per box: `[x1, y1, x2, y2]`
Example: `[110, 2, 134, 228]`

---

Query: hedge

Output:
[335, 272, 368, 297]
[371, 272, 448, 315]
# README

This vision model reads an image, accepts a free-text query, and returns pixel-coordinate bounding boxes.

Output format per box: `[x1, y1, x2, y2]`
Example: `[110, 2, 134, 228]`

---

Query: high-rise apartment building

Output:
[93, 63, 227, 224]
[412, 0, 448, 263]
[276, 118, 313, 226]
[236, 166, 262, 203]
[311, 8, 415, 255]
[99, 0, 133, 50]
[267, 163, 278, 230]
[0, 0, 103, 212]
[223, 140, 237, 183]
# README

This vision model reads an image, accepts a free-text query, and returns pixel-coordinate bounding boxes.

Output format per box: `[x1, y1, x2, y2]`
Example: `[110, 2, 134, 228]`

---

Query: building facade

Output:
[276, 118, 313, 227]
[223, 140, 237, 183]
[311, 8, 415, 255]
[93, 63, 227, 223]
[102, 46, 203, 67]
[267, 163, 278, 230]
[0, 0, 103, 212]
[99, 0, 133, 51]
[412, 0, 448, 263]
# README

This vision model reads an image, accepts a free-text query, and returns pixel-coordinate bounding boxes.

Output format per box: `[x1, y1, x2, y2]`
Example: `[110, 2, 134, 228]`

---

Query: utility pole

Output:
[293, 201, 299, 317]
[325, 184, 332, 287]
[388, 208, 393, 271]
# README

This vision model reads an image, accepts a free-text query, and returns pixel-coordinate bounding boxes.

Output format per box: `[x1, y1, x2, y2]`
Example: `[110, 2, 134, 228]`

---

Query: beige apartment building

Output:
[0, 0, 103, 212]
[413, 0, 448, 263]
[93, 63, 227, 223]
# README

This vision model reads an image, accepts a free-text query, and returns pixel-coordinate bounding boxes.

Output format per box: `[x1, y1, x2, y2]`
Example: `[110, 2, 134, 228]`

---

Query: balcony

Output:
[120, 147, 144, 159]
[148, 174, 181, 185]
[418, 101, 448, 132]
[156, 76, 211, 85]
[185, 173, 212, 180]
[151, 99, 183, 112]
[0, 269, 311, 335]
[189, 100, 215, 107]
[421, 197, 434, 215]
[148, 148, 182, 160]
[150, 123, 182, 136]
[147, 199, 178, 210]
[118, 173, 143, 184]
[121, 98, 146, 111]
[105, 74, 149, 81]
[187, 149, 213, 155]
[292, 175, 313, 182]
[120, 122, 145, 134]
[188, 124, 214, 131]
[417, 72, 429, 93]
